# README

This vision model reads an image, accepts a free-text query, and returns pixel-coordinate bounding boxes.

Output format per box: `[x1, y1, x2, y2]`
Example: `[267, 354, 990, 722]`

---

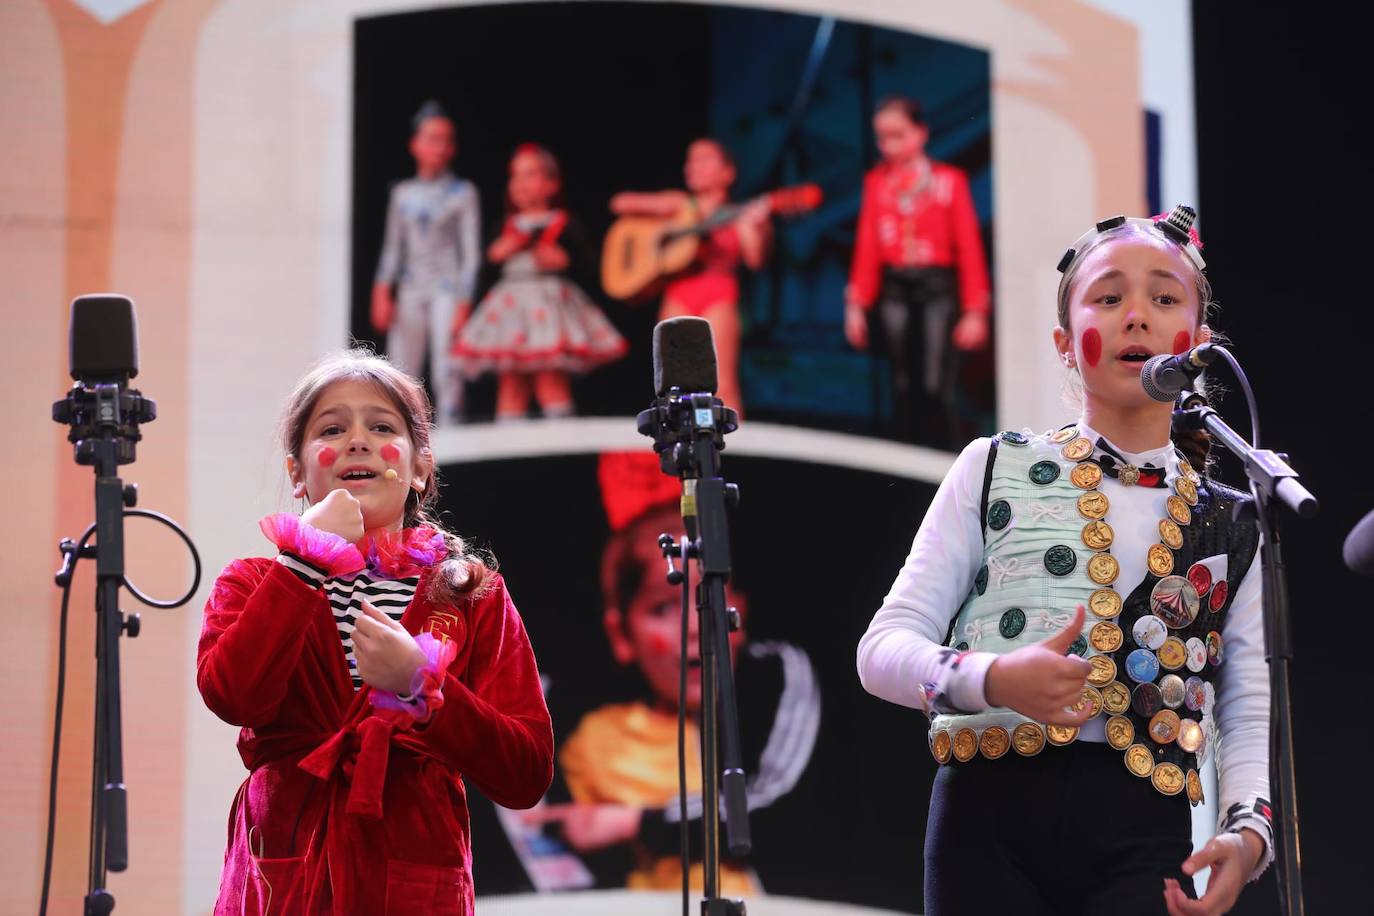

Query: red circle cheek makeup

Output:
[380, 443, 401, 463]
[1081, 328, 1102, 368]
[316, 447, 338, 468]
[1172, 331, 1192, 355]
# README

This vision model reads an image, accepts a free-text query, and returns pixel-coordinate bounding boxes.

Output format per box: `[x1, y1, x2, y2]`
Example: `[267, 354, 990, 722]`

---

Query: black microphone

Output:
[653, 316, 717, 396]
[70, 294, 139, 384]
[1141, 342, 1219, 402]
[1344, 508, 1374, 576]
[53, 294, 155, 467]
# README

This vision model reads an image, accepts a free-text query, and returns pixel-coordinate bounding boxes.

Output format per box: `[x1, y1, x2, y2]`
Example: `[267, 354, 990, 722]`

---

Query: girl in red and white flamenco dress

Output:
[455, 144, 626, 419]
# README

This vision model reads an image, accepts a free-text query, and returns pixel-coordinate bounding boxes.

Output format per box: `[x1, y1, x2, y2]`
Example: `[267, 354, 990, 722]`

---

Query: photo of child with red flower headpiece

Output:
[486, 452, 820, 894]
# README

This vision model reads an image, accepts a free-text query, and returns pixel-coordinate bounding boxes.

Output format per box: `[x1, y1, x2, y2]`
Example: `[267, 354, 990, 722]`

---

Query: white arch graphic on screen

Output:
[430, 418, 959, 485]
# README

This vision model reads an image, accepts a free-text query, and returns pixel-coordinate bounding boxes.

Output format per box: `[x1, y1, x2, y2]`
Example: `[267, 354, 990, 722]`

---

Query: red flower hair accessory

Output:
[598, 451, 681, 531]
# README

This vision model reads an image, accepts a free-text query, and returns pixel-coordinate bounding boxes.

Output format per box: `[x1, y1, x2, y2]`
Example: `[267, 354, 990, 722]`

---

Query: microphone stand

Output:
[638, 389, 750, 916]
[52, 381, 156, 915]
[1174, 383, 1316, 916]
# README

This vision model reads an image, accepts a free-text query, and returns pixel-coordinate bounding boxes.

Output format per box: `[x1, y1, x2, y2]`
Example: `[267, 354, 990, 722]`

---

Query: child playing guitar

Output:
[609, 138, 771, 415]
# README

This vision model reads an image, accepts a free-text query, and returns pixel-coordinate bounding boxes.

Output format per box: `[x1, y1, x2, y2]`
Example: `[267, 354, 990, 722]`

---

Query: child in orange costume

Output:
[530, 453, 819, 894]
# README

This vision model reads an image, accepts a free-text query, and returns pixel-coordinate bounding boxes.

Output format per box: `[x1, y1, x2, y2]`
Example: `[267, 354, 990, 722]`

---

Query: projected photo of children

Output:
[351, 1, 994, 451]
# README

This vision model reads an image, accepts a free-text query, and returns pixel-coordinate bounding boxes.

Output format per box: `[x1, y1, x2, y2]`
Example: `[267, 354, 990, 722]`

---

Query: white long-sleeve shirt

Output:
[857, 422, 1273, 876]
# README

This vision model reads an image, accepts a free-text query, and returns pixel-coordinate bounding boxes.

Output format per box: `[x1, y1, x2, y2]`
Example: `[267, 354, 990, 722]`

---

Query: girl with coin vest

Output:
[857, 207, 1272, 916]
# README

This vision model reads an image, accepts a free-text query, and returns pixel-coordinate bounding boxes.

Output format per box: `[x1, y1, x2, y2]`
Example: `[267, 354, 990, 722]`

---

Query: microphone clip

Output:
[637, 388, 739, 479]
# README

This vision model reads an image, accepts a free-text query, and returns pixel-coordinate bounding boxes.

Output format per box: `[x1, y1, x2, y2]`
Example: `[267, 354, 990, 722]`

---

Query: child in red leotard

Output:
[610, 138, 771, 415]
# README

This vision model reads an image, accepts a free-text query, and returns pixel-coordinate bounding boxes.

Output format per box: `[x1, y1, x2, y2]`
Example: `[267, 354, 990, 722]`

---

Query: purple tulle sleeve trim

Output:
[259, 513, 366, 577]
[369, 632, 457, 721]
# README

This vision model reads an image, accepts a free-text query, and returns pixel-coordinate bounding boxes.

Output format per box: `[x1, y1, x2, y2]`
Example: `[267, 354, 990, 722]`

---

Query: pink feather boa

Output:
[259, 513, 365, 576]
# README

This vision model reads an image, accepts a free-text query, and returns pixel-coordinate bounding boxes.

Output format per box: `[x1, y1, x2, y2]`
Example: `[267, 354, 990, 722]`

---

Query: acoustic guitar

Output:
[601, 183, 822, 301]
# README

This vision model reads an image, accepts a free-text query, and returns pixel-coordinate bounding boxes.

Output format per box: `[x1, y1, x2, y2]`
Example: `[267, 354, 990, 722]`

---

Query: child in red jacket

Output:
[845, 96, 991, 447]
[197, 349, 553, 914]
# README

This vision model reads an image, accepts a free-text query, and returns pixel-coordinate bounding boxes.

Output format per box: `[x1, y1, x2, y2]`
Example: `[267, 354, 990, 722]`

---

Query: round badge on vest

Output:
[1090, 622, 1123, 653]
[952, 728, 978, 762]
[1132, 615, 1168, 651]
[1062, 437, 1093, 461]
[1159, 673, 1186, 709]
[1071, 461, 1103, 489]
[1185, 637, 1208, 672]
[1206, 630, 1224, 666]
[1029, 460, 1060, 485]
[1013, 723, 1046, 756]
[1088, 553, 1120, 585]
[1152, 762, 1185, 796]
[1158, 636, 1188, 671]
[1089, 588, 1122, 618]
[1186, 768, 1205, 806]
[1102, 681, 1131, 715]
[1184, 676, 1207, 711]
[1078, 491, 1109, 520]
[1167, 495, 1192, 525]
[1106, 715, 1135, 749]
[1125, 743, 1154, 777]
[1132, 682, 1164, 717]
[1148, 709, 1182, 744]
[1044, 545, 1078, 577]
[1186, 562, 1213, 596]
[1177, 717, 1204, 753]
[1150, 575, 1200, 628]
[980, 725, 1011, 759]
[1147, 543, 1176, 577]
[1197, 717, 1216, 766]
[1087, 654, 1117, 686]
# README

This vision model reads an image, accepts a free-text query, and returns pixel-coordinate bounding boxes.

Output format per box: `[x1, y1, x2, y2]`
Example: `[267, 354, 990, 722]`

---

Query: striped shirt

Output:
[277, 552, 419, 690]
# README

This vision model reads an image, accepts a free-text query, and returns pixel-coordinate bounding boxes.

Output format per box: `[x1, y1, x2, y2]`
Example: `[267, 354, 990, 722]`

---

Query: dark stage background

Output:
[1194, 4, 1368, 914]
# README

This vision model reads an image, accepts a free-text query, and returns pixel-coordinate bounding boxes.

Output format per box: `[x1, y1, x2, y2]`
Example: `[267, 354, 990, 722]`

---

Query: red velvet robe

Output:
[197, 558, 553, 915]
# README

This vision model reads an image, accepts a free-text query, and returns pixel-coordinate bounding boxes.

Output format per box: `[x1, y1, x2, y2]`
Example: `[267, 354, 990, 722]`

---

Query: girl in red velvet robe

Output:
[197, 350, 553, 915]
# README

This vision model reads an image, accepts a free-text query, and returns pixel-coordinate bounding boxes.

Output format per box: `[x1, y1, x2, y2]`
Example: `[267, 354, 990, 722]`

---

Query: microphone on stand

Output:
[1141, 342, 1220, 402]
[653, 316, 718, 397]
[1344, 508, 1374, 576]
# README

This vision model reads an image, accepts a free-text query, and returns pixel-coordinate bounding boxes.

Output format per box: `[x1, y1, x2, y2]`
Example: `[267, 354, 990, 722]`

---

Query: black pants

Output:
[925, 742, 1198, 916]
[873, 267, 958, 447]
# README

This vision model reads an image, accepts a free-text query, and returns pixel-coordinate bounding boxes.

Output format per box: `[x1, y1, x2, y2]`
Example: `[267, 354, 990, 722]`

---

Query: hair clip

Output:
[1057, 206, 1206, 280]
